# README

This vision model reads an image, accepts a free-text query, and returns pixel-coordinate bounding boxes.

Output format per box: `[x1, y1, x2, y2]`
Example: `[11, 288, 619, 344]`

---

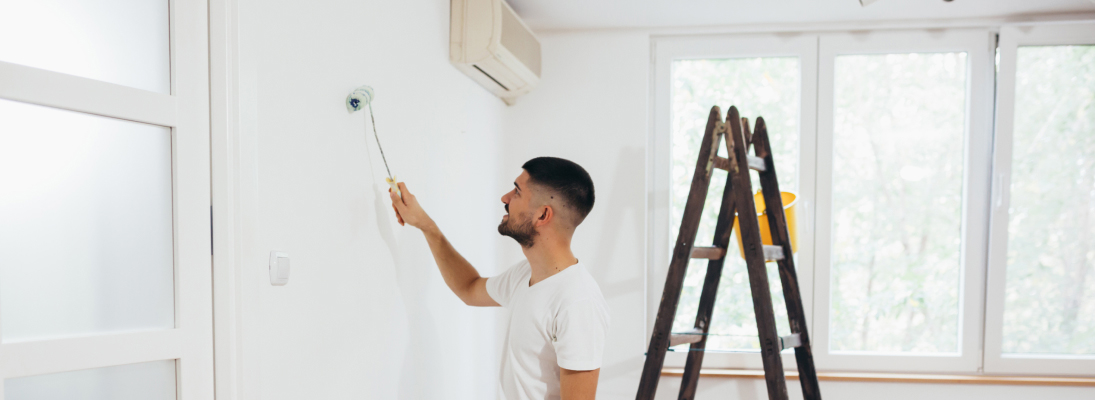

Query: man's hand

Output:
[389, 182, 434, 231]
[560, 368, 599, 400]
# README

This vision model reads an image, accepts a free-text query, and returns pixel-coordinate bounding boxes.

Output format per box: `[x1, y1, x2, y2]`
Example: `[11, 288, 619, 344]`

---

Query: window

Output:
[813, 29, 995, 373]
[651, 34, 818, 369]
[653, 23, 1094, 377]
[653, 27, 1005, 374]
[669, 56, 800, 351]
[985, 22, 1095, 376]
[828, 52, 968, 355]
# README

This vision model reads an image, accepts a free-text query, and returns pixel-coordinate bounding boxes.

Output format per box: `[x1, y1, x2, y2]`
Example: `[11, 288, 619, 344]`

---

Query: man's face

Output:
[498, 171, 538, 247]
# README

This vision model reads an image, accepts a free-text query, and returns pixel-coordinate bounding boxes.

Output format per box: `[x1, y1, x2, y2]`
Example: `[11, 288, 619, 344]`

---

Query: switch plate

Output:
[269, 251, 290, 286]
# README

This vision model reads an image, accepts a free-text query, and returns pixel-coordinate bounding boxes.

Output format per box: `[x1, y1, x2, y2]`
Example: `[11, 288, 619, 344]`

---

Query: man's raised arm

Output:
[389, 182, 499, 307]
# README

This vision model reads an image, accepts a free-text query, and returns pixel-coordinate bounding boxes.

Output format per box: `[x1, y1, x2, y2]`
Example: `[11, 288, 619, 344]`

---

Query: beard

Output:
[498, 212, 538, 248]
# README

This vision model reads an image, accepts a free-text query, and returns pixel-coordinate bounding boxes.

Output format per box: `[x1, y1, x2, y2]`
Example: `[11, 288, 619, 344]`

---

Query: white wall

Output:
[232, 0, 508, 399]
[503, 29, 1095, 400]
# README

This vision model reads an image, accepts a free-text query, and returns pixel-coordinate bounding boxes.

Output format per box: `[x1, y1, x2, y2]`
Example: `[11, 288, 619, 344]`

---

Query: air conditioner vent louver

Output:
[450, 0, 540, 105]
[472, 65, 509, 91]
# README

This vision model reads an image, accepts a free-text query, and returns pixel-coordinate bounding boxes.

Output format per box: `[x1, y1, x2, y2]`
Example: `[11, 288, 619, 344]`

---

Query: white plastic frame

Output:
[650, 33, 819, 370]
[812, 28, 996, 373]
[0, 0, 214, 397]
[983, 21, 1095, 376]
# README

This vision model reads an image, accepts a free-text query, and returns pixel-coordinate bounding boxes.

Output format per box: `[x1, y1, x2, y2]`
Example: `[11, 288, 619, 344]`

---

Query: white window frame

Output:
[650, 33, 819, 370]
[983, 21, 1095, 376]
[0, 0, 214, 397]
[812, 28, 996, 374]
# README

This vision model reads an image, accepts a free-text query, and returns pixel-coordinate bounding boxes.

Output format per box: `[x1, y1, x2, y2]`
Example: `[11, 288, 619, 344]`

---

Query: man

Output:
[389, 157, 610, 400]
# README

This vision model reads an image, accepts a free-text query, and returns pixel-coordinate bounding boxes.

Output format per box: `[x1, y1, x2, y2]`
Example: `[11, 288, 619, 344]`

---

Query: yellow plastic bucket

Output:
[733, 191, 797, 261]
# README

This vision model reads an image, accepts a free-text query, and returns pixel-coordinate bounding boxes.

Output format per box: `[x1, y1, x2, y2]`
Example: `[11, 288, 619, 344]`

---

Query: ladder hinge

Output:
[780, 333, 802, 350]
[763, 245, 784, 261]
[747, 156, 766, 172]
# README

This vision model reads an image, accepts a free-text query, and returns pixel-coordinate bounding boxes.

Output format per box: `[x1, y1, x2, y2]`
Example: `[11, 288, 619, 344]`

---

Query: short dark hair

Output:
[522, 157, 595, 226]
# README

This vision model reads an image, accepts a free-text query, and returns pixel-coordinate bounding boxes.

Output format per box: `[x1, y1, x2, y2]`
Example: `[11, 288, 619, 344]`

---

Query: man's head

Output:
[498, 157, 595, 248]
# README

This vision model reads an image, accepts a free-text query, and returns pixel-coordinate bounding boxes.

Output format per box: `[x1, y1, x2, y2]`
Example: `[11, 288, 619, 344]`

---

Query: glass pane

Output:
[0, 0, 170, 93]
[1002, 45, 1095, 355]
[670, 57, 800, 351]
[5, 360, 176, 400]
[829, 52, 967, 354]
[0, 99, 174, 342]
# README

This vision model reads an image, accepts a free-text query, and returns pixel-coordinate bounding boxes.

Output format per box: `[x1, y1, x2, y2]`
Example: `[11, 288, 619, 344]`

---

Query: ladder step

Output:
[747, 156, 766, 171]
[780, 333, 802, 350]
[691, 246, 726, 260]
[763, 245, 784, 261]
[669, 328, 704, 347]
[713, 156, 731, 171]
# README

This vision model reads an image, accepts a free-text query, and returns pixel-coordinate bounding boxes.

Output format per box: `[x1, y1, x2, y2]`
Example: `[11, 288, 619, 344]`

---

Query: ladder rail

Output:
[725, 106, 789, 400]
[678, 181, 736, 399]
[752, 118, 822, 400]
[679, 116, 756, 400]
[636, 106, 724, 400]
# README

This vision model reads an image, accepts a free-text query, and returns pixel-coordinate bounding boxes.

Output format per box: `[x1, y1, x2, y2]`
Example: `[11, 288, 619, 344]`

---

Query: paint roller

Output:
[347, 85, 400, 197]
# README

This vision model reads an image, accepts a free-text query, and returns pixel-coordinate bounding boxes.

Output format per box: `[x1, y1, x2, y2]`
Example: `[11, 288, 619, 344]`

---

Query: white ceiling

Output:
[507, 0, 1095, 31]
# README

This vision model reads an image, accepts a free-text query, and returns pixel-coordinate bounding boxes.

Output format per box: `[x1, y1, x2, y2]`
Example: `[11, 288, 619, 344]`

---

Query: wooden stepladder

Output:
[637, 106, 821, 400]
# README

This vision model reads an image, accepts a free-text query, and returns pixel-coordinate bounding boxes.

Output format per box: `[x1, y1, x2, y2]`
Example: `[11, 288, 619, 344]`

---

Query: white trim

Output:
[171, 0, 216, 396]
[546, 13, 1095, 36]
[0, 330, 184, 378]
[650, 32, 819, 370]
[983, 21, 1095, 376]
[812, 28, 996, 374]
[0, 61, 177, 127]
[210, 0, 245, 398]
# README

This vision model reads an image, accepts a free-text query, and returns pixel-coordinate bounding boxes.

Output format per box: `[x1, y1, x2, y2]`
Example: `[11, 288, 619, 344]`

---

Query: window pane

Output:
[0, 99, 175, 342]
[5, 360, 176, 400]
[829, 53, 967, 354]
[0, 0, 170, 93]
[1002, 45, 1095, 355]
[670, 57, 800, 350]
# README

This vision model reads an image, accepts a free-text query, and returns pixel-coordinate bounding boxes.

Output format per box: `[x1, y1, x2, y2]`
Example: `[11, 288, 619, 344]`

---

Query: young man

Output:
[389, 157, 610, 400]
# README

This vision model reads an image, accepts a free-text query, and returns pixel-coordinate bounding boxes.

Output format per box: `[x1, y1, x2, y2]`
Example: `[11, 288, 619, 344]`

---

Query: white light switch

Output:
[269, 252, 290, 286]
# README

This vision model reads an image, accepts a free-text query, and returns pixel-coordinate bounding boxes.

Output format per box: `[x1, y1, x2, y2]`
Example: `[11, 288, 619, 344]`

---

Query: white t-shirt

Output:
[486, 260, 611, 400]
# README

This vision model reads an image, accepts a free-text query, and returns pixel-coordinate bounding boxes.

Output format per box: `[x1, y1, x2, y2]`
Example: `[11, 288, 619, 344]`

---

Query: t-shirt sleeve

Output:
[485, 261, 526, 307]
[552, 299, 611, 371]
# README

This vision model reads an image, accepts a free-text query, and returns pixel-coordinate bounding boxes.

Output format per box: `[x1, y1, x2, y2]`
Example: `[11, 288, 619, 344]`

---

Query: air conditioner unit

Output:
[450, 0, 541, 105]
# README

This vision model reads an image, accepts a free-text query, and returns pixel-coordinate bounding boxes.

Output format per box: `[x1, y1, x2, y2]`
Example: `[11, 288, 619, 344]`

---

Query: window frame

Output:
[650, 33, 819, 370]
[983, 21, 1095, 376]
[811, 28, 997, 374]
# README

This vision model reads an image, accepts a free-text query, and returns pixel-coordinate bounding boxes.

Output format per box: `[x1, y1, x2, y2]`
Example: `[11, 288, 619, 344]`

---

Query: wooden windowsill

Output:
[661, 368, 1095, 387]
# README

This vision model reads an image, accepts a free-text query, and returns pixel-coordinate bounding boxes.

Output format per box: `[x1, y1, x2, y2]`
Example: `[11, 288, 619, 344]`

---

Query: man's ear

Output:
[535, 205, 553, 227]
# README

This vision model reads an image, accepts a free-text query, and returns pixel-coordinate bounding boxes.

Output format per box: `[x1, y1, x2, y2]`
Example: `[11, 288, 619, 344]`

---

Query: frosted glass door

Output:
[0, 0, 170, 93]
[0, 0, 212, 396]
[0, 99, 175, 342]
[5, 360, 176, 400]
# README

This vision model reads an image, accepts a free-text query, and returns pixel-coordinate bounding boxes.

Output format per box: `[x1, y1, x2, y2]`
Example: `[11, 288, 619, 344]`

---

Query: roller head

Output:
[346, 85, 375, 113]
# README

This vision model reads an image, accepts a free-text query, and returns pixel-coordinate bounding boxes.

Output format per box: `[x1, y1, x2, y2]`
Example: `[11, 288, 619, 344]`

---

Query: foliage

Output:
[829, 53, 966, 353]
[1003, 45, 1095, 355]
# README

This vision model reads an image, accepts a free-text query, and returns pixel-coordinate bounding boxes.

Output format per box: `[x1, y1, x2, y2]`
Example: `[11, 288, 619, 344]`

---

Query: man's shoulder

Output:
[556, 265, 608, 306]
[497, 259, 531, 279]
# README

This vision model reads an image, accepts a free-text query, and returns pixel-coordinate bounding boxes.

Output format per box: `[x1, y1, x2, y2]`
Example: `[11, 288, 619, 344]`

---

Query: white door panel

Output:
[0, 0, 213, 398]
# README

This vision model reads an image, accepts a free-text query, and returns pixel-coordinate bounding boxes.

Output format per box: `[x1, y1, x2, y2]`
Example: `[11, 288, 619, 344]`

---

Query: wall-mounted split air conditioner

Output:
[450, 0, 541, 105]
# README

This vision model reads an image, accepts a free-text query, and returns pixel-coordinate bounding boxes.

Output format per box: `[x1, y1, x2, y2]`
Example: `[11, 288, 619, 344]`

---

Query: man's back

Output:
[488, 261, 610, 400]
